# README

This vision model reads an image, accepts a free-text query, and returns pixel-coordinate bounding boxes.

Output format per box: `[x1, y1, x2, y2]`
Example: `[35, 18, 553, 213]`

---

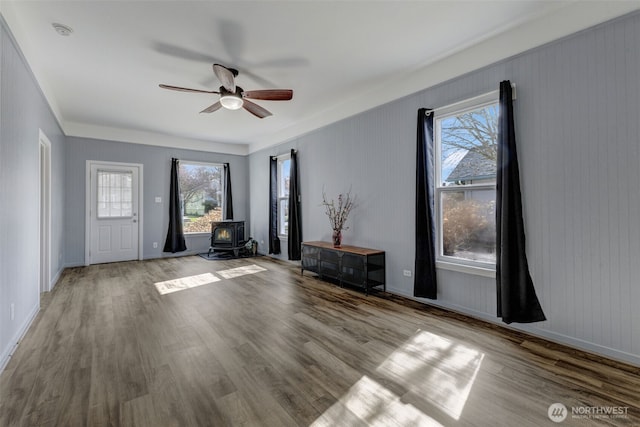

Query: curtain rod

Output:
[178, 159, 225, 167]
[273, 149, 296, 160]
[427, 83, 516, 116]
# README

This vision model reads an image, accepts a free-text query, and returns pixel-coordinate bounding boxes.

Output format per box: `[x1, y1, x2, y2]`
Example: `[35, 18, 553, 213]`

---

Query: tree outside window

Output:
[436, 98, 498, 265]
[278, 156, 290, 237]
[178, 163, 224, 233]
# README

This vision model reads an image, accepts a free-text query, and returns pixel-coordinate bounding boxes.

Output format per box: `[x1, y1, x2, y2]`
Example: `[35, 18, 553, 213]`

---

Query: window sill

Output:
[184, 232, 210, 237]
[436, 260, 496, 278]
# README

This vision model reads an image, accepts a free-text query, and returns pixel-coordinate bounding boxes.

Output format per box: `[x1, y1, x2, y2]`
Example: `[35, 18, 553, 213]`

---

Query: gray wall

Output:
[0, 18, 66, 369]
[249, 12, 640, 365]
[65, 137, 249, 265]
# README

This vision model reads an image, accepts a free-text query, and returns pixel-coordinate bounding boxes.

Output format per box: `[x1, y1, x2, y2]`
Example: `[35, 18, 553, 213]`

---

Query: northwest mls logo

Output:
[547, 403, 629, 422]
[548, 403, 568, 423]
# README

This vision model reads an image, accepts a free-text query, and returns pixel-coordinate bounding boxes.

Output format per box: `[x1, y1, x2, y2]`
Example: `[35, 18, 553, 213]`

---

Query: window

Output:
[97, 170, 133, 218]
[178, 162, 224, 233]
[277, 155, 291, 237]
[435, 92, 498, 269]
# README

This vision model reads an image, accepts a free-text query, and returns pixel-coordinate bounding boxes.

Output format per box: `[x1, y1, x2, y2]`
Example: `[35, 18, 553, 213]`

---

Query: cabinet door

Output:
[302, 245, 320, 273]
[341, 253, 365, 286]
[320, 249, 340, 280]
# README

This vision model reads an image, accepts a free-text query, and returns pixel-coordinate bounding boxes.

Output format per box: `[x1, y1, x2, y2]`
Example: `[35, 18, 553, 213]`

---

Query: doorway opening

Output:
[39, 130, 51, 293]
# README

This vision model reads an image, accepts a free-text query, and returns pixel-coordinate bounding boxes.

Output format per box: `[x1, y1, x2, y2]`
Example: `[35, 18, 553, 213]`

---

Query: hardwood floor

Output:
[1, 255, 638, 426]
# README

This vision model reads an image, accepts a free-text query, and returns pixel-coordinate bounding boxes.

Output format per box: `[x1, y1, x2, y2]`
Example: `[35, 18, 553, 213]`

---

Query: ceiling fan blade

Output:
[213, 64, 236, 92]
[159, 84, 219, 94]
[243, 89, 293, 101]
[200, 101, 222, 114]
[243, 100, 272, 118]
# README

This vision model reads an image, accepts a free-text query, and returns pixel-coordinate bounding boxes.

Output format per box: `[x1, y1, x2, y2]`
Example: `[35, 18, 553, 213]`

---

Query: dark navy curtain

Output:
[163, 158, 187, 253]
[287, 149, 302, 260]
[224, 163, 233, 220]
[268, 157, 281, 254]
[414, 108, 438, 299]
[496, 80, 546, 324]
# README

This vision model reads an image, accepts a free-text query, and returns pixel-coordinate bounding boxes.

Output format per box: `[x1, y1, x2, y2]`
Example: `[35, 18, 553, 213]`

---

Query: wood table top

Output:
[302, 241, 384, 256]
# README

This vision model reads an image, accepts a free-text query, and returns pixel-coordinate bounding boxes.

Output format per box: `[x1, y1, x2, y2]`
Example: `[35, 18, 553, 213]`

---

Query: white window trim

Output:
[436, 259, 496, 278]
[434, 91, 500, 276]
[277, 153, 291, 239]
[179, 161, 225, 235]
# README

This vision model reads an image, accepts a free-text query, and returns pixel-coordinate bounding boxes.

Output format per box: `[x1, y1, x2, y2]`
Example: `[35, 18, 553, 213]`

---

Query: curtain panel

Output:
[496, 80, 546, 324]
[268, 157, 281, 254]
[163, 158, 187, 253]
[224, 163, 234, 220]
[414, 108, 438, 299]
[288, 149, 302, 260]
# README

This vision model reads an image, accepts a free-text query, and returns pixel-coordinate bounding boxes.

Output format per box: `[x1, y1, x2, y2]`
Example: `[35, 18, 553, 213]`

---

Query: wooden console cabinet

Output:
[301, 241, 385, 295]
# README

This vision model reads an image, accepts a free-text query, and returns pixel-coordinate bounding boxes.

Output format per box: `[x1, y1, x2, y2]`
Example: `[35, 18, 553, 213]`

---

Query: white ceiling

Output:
[2, 1, 639, 155]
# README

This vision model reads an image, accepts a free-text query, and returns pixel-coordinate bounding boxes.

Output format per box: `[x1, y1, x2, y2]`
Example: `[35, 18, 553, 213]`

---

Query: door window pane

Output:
[97, 170, 133, 218]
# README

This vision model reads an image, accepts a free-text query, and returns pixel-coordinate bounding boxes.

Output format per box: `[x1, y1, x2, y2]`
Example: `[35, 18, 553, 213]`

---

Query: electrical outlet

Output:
[403, 270, 412, 277]
[10, 303, 15, 321]
[153, 242, 158, 248]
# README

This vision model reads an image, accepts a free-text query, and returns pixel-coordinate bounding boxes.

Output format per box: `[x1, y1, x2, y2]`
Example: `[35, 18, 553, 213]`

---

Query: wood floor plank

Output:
[1, 255, 639, 426]
[120, 394, 159, 427]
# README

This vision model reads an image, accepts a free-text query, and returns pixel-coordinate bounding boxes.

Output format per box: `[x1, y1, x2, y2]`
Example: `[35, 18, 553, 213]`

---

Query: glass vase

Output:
[332, 229, 342, 247]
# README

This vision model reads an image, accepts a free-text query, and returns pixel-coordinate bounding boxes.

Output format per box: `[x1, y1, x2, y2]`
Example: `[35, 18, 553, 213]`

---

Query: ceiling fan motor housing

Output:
[219, 86, 244, 110]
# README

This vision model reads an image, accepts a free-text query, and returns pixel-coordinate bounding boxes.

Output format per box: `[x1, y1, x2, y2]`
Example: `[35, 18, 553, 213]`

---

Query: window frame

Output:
[178, 160, 225, 235]
[434, 91, 499, 277]
[276, 154, 291, 239]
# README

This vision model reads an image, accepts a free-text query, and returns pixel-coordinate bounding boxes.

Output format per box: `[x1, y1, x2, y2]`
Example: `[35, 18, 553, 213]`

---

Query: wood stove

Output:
[208, 221, 245, 256]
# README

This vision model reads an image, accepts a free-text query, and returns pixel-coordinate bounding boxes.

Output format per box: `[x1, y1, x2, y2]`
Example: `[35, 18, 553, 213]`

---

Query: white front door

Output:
[88, 162, 141, 264]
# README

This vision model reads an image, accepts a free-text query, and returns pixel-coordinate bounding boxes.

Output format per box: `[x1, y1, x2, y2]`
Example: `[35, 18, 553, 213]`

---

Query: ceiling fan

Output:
[159, 64, 293, 118]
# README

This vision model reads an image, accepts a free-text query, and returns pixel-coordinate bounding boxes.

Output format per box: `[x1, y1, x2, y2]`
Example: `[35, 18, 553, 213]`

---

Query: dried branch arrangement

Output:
[321, 188, 356, 232]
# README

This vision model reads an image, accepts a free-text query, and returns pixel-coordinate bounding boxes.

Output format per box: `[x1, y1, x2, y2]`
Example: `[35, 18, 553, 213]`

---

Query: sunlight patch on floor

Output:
[312, 330, 483, 425]
[216, 264, 267, 279]
[154, 272, 220, 295]
[311, 375, 444, 427]
[376, 329, 484, 421]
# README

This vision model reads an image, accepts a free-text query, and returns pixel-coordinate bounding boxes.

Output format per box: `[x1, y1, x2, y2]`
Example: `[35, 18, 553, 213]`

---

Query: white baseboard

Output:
[0, 302, 40, 373]
[513, 323, 640, 367]
[386, 287, 640, 367]
[49, 267, 63, 291]
[157, 249, 205, 258]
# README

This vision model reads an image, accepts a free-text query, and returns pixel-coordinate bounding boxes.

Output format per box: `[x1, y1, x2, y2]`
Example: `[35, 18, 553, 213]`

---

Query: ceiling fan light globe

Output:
[220, 95, 244, 110]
